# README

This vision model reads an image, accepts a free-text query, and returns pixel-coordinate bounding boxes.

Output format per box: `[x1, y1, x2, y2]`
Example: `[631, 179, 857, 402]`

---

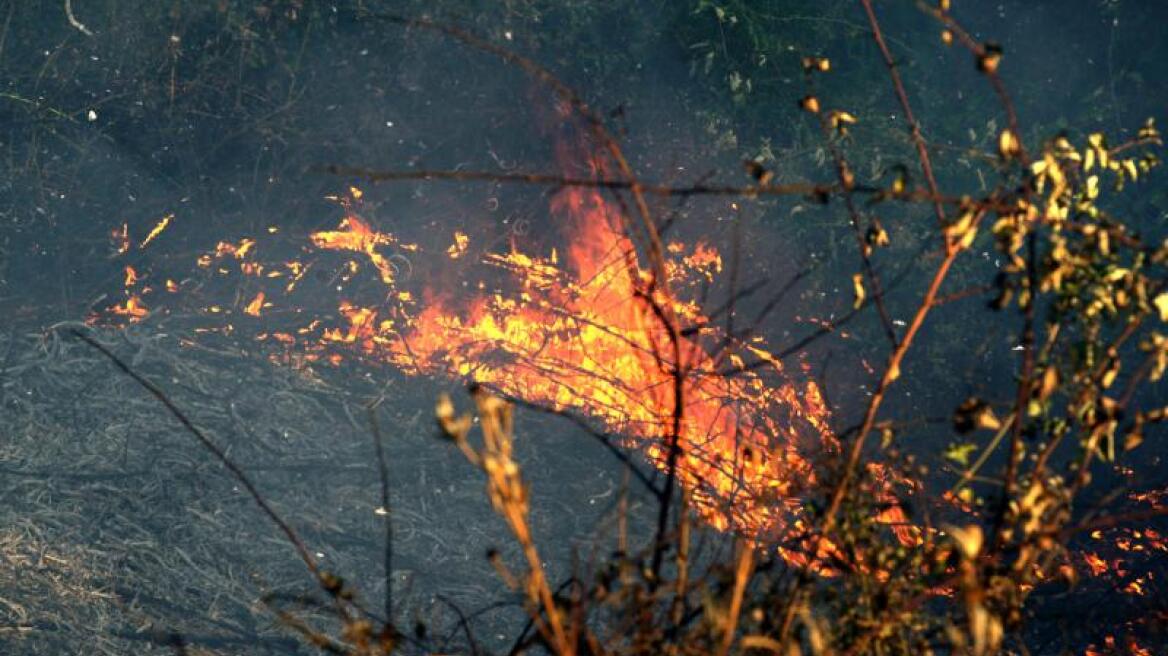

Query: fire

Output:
[140, 213, 173, 248]
[305, 170, 837, 543]
[87, 136, 914, 560]
[310, 215, 404, 285]
[447, 230, 470, 259]
[107, 294, 148, 321]
[1083, 551, 1109, 577]
[78, 123, 1167, 653]
[244, 291, 266, 317]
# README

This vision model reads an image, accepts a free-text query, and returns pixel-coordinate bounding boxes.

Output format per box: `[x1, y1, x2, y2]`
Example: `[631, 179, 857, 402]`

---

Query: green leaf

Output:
[944, 442, 978, 467]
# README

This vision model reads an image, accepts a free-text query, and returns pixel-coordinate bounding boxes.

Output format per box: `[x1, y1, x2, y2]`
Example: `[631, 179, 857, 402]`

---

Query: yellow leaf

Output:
[435, 393, 455, 421]
[1138, 117, 1161, 142]
[998, 129, 1021, 159]
[1155, 293, 1168, 321]
[840, 161, 855, 189]
[946, 211, 978, 249]
[801, 56, 830, 73]
[959, 222, 978, 250]
[828, 110, 857, 136]
[852, 272, 865, 309]
[944, 523, 984, 559]
[1038, 366, 1060, 401]
[945, 443, 978, 466]
[799, 95, 820, 114]
[1122, 159, 1139, 181]
[1101, 361, 1120, 389]
[976, 408, 1001, 431]
[977, 45, 1003, 74]
[740, 636, 784, 653]
[1106, 267, 1129, 282]
[867, 220, 890, 247]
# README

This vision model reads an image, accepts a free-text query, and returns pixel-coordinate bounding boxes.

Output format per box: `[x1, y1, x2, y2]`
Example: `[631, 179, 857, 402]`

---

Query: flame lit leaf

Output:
[1153, 293, 1168, 322]
[944, 523, 984, 560]
[828, 110, 857, 137]
[998, 129, 1021, 160]
[977, 43, 1003, 74]
[953, 398, 1001, 433]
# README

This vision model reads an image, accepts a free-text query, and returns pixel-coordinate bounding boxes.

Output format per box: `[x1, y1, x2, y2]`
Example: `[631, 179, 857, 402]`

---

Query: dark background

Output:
[1, 1, 1164, 653]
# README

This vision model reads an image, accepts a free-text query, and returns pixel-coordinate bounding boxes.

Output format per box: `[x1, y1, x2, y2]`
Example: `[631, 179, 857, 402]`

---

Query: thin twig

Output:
[814, 203, 989, 570]
[322, 164, 839, 199]
[716, 539, 755, 656]
[812, 89, 899, 348]
[860, 0, 947, 228]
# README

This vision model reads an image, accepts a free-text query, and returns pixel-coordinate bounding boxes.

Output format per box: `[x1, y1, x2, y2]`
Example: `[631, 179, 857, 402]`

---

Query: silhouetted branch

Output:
[320, 164, 841, 199]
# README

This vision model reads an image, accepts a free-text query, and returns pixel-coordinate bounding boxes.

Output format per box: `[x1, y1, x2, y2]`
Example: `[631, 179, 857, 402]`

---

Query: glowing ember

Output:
[244, 291, 266, 317]
[447, 230, 470, 259]
[107, 294, 149, 321]
[140, 214, 173, 249]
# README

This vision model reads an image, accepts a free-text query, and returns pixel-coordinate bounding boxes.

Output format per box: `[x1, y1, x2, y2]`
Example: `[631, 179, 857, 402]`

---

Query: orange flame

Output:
[108, 294, 148, 321]
[447, 230, 470, 259]
[244, 291, 266, 317]
[310, 175, 837, 543]
[311, 216, 402, 285]
[91, 139, 913, 565]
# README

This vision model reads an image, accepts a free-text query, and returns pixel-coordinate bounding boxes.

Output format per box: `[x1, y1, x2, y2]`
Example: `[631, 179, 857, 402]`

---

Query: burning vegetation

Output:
[5, 1, 1167, 655]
